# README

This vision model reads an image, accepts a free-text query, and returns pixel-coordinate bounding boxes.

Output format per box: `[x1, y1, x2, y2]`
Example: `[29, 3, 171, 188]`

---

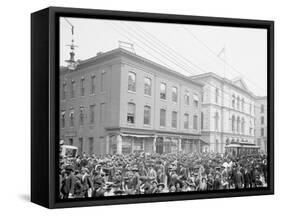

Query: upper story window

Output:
[201, 112, 204, 130]
[232, 94, 235, 108]
[69, 109, 74, 127]
[62, 82, 67, 100]
[70, 80, 75, 98]
[127, 103, 136, 124]
[237, 96, 240, 110]
[231, 115, 235, 132]
[215, 111, 219, 131]
[193, 115, 198, 130]
[184, 91, 190, 105]
[261, 128, 264, 136]
[215, 88, 219, 103]
[249, 103, 252, 115]
[171, 111, 177, 128]
[79, 106, 84, 126]
[193, 94, 199, 108]
[80, 77, 85, 96]
[261, 104, 264, 113]
[89, 104, 95, 124]
[128, 71, 136, 92]
[61, 111, 65, 128]
[261, 116, 265, 125]
[160, 109, 166, 127]
[160, 82, 167, 100]
[184, 113, 189, 129]
[144, 105, 151, 125]
[172, 86, 178, 103]
[90, 75, 96, 94]
[249, 120, 253, 135]
[101, 70, 106, 92]
[241, 98, 245, 112]
[237, 116, 240, 133]
[144, 77, 152, 96]
[100, 103, 105, 124]
[241, 117, 245, 134]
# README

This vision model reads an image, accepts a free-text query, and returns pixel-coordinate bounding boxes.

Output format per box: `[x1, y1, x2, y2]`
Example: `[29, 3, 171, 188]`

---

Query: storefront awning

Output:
[121, 133, 154, 138]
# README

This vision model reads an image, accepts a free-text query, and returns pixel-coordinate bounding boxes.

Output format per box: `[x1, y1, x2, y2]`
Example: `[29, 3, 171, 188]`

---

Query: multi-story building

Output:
[60, 48, 206, 156]
[191, 73, 256, 154]
[255, 96, 267, 154]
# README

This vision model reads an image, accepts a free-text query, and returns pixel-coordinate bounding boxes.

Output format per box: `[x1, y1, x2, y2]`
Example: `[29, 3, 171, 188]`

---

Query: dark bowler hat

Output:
[157, 183, 165, 188]
[113, 189, 125, 195]
[64, 164, 74, 171]
[132, 167, 139, 171]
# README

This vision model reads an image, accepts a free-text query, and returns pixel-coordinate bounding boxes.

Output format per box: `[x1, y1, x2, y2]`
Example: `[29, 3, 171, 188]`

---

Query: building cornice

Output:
[60, 48, 203, 88]
[105, 126, 201, 137]
[202, 103, 255, 118]
[190, 72, 258, 98]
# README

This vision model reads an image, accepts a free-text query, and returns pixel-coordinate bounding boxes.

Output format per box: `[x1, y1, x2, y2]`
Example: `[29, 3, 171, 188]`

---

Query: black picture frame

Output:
[31, 6, 274, 209]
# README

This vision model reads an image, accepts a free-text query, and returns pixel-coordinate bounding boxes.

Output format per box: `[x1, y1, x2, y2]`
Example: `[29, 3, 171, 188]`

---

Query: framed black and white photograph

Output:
[31, 6, 274, 208]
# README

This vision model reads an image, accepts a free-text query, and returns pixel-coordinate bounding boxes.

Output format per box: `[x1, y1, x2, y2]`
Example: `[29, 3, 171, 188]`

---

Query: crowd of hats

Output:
[60, 152, 267, 198]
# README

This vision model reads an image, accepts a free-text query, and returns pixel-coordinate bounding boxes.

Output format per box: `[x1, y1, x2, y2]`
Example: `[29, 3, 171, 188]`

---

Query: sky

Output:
[60, 17, 267, 96]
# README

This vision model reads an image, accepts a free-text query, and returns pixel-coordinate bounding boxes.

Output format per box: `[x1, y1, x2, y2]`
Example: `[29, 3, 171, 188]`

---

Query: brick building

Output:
[60, 48, 206, 156]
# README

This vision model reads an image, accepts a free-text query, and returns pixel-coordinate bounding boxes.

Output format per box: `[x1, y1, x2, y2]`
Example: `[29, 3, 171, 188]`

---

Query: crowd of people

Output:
[59, 152, 267, 199]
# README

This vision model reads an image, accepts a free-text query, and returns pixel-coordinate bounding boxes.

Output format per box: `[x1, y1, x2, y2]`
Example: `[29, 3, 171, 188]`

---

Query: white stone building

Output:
[255, 96, 267, 154]
[191, 73, 256, 154]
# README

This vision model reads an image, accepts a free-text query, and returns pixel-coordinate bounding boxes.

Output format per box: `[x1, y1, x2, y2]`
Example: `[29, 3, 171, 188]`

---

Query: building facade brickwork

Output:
[60, 48, 205, 156]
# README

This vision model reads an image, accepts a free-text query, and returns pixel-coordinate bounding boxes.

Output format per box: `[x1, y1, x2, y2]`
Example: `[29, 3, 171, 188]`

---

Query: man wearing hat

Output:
[156, 183, 165, 193]
[81, 167, 93, 198]
[131, 166, 140, 194]
[60, 165, 75, 199]
[178, 163, 188, 181]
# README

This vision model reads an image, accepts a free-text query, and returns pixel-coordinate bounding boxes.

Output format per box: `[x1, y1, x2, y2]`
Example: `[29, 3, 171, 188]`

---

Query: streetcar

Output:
[225, 141, 260, 157]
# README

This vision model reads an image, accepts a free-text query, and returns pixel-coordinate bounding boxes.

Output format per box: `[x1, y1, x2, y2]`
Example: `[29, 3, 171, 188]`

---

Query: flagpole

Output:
[223, 45, 226, 78]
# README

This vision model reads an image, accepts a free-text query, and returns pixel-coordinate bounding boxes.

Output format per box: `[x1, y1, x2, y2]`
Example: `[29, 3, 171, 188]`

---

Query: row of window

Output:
[261, 116, 265, 125]
[231, 94, 247, 112]
[127, 102, 199, 130]
[128, 72, 200, 107]
[68, 137, 95, 156]
[61, 103, 106, 128]
[261, 127, 265, 137]
[230, 115, 249, 135]
[260, 104, 265, 113]
[62, 71, 106, 99]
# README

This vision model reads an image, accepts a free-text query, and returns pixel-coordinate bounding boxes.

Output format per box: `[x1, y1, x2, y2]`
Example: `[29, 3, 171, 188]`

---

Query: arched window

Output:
[144, 105, 151, 125]
[201, 112, 204, 130]
[241, 117, 245, 134]
[127, 103, 136, 124]
[232, 94, 235, 108]
[237, 116, 240, 133]
[215, 111, 219, 131]
[237, 96, 240, 110]
[69, 109, 74, 127]
[215, 88, 219, 103]
[184, 91, 190, 105]
[172, 86, 178, 102]
[128, 71, 136, 92]
[79, 106, 84, 126]
[231, 115, 235, 132]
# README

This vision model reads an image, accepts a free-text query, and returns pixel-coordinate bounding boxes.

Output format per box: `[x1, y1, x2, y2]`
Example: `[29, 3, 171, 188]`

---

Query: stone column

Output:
[153, 135, 157, 153]
[105, 135, 110, 154]
[178, 137, 182, 152]
[131, 137, 134, 153]
[117, 134, 122, 154]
